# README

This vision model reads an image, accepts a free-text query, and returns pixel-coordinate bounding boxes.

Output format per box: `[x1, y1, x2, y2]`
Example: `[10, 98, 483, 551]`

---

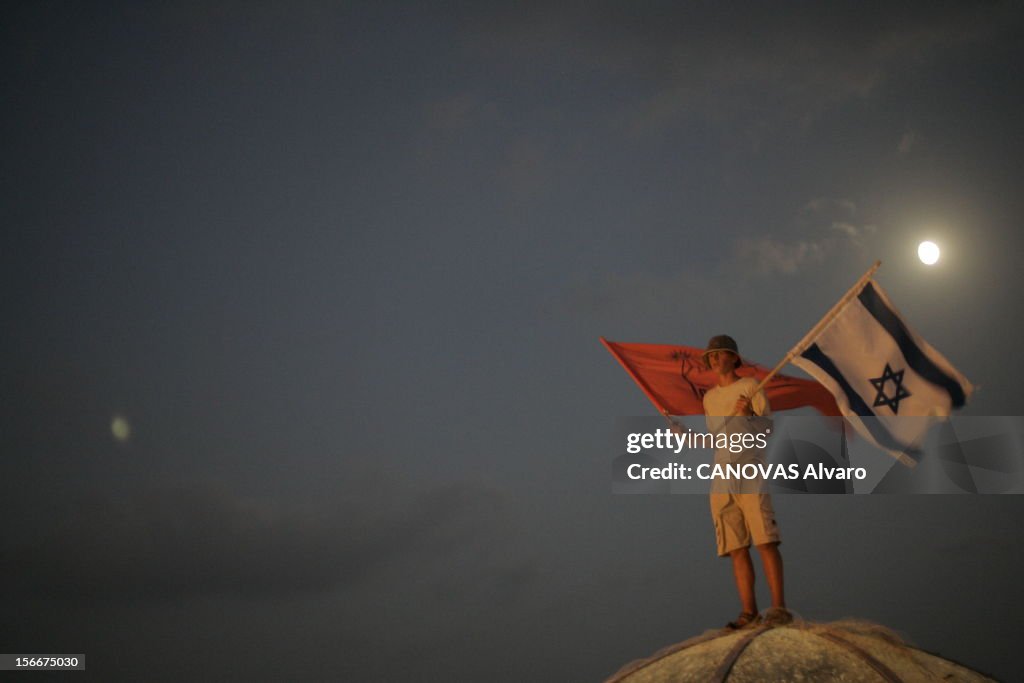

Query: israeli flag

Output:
[791, 280, 973, 463]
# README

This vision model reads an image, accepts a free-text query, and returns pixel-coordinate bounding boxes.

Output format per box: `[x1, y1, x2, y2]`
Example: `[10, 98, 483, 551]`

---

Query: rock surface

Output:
[604, 619, 997, 682]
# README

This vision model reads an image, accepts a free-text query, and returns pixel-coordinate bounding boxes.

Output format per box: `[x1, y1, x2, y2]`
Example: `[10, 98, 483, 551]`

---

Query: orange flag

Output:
[601, 337, 840, 417]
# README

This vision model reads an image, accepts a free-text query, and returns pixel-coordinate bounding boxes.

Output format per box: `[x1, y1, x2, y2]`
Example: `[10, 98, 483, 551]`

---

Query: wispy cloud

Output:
[423, 93, 493, 132]
[1, 479, 515, 602]
[897, 130, 917, 156]
[734, 197, 875, 275]
[734, 237, 827, 275]
[461, 3, 1015, 136]
[566, 195, 877, 318]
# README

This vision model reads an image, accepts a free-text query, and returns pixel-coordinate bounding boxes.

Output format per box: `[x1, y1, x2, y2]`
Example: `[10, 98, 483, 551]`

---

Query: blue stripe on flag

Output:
[800, 343, 919, 459]
[858, 282, 967, 408]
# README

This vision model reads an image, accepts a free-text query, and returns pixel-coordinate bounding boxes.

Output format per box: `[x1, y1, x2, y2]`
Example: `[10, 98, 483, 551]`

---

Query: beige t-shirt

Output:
[704, 376, 769, 419]
[703, 377, 772, 464]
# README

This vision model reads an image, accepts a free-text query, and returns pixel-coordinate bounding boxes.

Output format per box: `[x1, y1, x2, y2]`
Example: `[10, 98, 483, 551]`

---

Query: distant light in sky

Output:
[111, 415, 132, 442]
[917, 241, 940, 265]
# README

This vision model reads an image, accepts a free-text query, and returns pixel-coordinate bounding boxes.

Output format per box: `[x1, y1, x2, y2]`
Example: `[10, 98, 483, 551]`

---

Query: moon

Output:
[917, 241, 940, 265]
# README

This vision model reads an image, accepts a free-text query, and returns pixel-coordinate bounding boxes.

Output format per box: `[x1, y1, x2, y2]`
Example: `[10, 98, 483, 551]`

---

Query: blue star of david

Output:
[869, 363, 911, 414]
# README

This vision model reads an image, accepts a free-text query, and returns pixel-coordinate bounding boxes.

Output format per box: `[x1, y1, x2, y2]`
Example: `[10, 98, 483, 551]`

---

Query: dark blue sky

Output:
[3, 2, 1023, 680]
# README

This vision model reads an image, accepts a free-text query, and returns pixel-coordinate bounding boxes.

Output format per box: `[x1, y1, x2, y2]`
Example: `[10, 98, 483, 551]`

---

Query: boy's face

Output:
[707, 350, 738, 374]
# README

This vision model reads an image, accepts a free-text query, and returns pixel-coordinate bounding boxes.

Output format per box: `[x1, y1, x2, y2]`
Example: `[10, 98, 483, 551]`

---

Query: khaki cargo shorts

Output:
[709, 492, 781, 557]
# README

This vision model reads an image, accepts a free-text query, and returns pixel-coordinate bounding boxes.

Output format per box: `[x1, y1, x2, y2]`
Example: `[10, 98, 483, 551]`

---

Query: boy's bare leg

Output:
[729, 547, 758, 615]
[756, 542, 785, 609]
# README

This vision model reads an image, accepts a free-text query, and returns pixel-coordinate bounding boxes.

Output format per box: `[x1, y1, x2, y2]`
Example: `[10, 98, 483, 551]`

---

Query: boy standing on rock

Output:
[702, 335, 793, 629]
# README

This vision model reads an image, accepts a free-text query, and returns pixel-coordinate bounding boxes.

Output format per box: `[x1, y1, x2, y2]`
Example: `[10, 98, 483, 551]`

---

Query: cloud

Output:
[897, 130, 917, 156]
[498, 134, 553, 197]
[830, 221, 875, 246]
[734, 237, 827, 275]
[417, 93, 567, 200]
[566, 196, 877, 315]
[423, 93, 493, 132]
[733, 197, 876, 275]
[563, 267, 734, 325]
[801, 198, 857, 217]
[0, 479, 511, 602]
[460, 3, 1015, 135]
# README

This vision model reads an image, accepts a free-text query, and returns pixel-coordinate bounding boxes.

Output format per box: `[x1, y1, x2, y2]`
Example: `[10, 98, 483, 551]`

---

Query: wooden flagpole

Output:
[655, 261, 880, 434]
[746, 260, 881, 398]
[738, 260, 917, 468]
[709, 261, 881, 434]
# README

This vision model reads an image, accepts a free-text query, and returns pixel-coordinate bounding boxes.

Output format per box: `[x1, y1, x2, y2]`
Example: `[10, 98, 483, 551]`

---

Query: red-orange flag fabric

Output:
[601, 337, 840, 417]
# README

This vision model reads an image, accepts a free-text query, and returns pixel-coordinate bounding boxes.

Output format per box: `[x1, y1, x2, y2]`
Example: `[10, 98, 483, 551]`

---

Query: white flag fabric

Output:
[791, 279, 973, 463]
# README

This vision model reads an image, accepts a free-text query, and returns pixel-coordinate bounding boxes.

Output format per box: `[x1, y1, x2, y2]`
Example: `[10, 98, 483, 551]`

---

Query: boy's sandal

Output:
[725, 612, 761, 630]
[762, 607, 794, 627]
